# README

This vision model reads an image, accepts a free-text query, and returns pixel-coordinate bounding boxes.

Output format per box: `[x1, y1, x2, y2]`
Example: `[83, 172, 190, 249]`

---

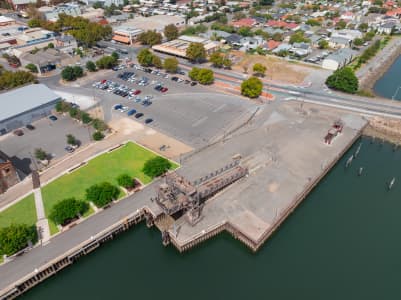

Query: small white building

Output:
[322, 48, 356, 70]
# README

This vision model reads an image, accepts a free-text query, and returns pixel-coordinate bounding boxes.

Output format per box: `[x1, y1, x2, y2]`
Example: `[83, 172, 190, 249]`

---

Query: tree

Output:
[72, 66, 83, 78]
[142, 157, 172, 178]
[164, 24, 179, 41]
[233, 11, 246, 20]
[358, 23, 369, 32]
[86, 60, 97, 72]
[209, 52, 224, 68]
[138, 30, 162, 46]
[92, 131, 105, 141]
[318, 39, 329, 49]
[28, 18, 42, 28]
[363, 31, 375, 42]
[272, 32, 283, 41]
[336, 20, 347, 30]
[47, 42, 54, 49]
[69, 107, 79, 119]
[92, 1, 103, 8]
[353, 38, 364, 46]
[222, 57, 232, 69]
[163, 57, 179, 73]
[241, 76, 263, 98]
[137, 48, 154, 66]
[0, 224, 38, 256]
[325, 67, 359, 94]
[55, 101, 72, 113]
[197, 68, 214, 85]
[81, 112, 92, 124]
[0, 70, 35, 91]
[96, 55, 118, 69]
[186, 42, 206, 63]
[49, 198, 89, 225]
[25, 63, 38, 73]
[92, 118, 108, 131]
[34, 148, 48, 161]
[238, 26, 253, 37]
[152, 55, 162, 68]
[117, 174, 134, 188]
[253, 63, 266, 77]
[86, 182, 120, 207]
[289, 31, 310, 44]
[61, 66, 75, 81]
[111, 51, 119, 60]
[66, 134, 79, 146]
[188, 67, 200, 81]
[306, 19, 321, 26]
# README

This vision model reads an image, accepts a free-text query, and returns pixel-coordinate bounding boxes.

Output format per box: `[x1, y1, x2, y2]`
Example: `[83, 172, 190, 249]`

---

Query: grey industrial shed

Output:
[0, 84, 61, 135]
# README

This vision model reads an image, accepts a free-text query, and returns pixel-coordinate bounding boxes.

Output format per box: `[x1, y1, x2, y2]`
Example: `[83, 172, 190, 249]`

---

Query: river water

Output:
[20, 137, 401, 300]
[374, 54, 401, 100]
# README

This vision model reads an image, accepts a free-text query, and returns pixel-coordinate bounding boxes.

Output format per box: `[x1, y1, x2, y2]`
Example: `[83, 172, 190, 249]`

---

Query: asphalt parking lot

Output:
[83, 66, 258, 147]
[0, 114, 92, 175]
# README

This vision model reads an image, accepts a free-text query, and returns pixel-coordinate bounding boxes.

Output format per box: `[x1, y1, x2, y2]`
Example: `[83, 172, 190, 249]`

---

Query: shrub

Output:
[92, 118, 108, 131]
[142, 157, 172, 178]
[0, 224, 38, 256]
[86, 182, 120, 207]
[325, 67, 359, 94]
[92, 131, 105, 141]
[49, 198, 89, 225]
[34, 148, 48, 161]
[241, 76, 263, 98]
[117, 174, 134, 188]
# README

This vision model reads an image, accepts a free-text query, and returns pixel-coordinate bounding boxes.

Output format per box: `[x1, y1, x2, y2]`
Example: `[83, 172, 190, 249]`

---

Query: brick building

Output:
[0, 151, 20, 194]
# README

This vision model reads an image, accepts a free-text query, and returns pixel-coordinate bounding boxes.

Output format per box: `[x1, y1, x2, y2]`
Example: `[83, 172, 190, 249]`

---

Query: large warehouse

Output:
[0, 84, 61, 135]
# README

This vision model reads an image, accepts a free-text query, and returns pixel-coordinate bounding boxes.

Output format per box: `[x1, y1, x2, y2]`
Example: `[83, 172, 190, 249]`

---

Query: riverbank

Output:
[364, 117, 401, 145]
[358, 36, 401, 95]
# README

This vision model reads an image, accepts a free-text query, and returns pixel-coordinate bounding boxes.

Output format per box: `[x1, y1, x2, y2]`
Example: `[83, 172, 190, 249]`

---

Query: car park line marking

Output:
[192, 116, 208, 127]
[213, 104, 227, 113]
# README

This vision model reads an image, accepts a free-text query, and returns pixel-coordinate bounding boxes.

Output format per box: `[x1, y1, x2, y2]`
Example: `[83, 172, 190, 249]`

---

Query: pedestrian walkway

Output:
[33, 188, 50, 243]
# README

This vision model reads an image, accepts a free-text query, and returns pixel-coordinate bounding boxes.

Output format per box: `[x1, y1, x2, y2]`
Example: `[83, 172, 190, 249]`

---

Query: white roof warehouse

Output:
[0, 84, 61, 135]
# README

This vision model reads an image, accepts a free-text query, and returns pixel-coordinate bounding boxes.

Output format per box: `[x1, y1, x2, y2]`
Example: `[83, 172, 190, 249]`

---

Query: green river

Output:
[20, 137, 401, 300]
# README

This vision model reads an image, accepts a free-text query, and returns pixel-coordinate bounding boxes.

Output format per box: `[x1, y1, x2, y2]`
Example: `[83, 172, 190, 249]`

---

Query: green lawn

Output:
[41, 142, 178, 231]
[0, 194, 37, 228]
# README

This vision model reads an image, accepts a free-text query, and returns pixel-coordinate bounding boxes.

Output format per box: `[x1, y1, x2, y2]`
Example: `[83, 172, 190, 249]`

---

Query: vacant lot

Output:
[232, 52, 311, 84]
[0, 194, 36, 228]
[41, 142, 178, 233]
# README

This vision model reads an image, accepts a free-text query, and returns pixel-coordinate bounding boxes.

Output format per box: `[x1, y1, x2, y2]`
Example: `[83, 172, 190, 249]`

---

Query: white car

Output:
[119, 106, 129, 112]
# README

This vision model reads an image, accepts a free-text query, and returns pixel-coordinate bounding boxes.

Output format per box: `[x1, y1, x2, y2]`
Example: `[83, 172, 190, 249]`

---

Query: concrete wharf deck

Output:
[0, 102, 367, 299]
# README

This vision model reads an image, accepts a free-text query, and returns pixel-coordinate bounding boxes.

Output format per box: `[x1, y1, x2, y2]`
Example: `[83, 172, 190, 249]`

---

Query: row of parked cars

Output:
[93, 79, 142, 100]
[113, 104, 153, 124]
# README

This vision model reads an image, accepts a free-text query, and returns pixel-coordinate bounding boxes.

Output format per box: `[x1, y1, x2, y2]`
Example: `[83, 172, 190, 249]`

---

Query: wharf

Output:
[0, 102, 367, 299]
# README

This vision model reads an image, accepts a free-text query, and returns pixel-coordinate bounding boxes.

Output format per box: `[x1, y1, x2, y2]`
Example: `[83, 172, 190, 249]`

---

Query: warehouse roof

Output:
[0, 84, 60, 122]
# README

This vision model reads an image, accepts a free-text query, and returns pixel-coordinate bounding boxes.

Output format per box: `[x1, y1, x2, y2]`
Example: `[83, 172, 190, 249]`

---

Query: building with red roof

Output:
[231, 18, 256, 28]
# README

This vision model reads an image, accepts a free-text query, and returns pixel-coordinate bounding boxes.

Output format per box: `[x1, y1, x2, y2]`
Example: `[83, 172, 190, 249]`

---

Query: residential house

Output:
[322, 48, 356, 70]
[55, 34, 78, 54]
[261, 40, 281, 51]
[290, 42, 312, 56]
[225, 33, 243, 49]
[231, 18, 257, 28]
[272, 43, 292, 54]
[43, 3, 82, 21]
[329, 36, 351, 49]
[331, 29, 362, 41]
[240, 36, 264, 51]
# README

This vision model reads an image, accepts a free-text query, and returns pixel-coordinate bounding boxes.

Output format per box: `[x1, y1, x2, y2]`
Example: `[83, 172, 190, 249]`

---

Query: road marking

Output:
[213, 104, 227, 113]
[192, 116, 208, 127]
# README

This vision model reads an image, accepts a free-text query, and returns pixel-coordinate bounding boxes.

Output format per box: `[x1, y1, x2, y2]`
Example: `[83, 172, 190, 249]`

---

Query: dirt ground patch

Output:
[231, 51, 311, 84]
[108, 118, 193, 159]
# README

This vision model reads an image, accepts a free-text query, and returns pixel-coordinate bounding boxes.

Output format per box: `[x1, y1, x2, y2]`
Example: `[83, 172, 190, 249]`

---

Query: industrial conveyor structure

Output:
[152, 160, 248, 226]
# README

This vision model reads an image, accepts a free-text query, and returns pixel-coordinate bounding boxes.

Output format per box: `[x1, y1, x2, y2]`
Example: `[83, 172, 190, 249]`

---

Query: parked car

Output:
[133, 90, 141, 95]
[13, 129, 24, 136]
[49, 115, 58, 121]
[161, 87, 168, 93]
[114, 104, 123, 110]
[135, 112, 144, 118]
[190, 81, 197, 86]
[178, 70, 186, 75]
[142, 100, 152, 107]
[127, 109, 137, 116]
[145, 118, 153, 124]
[65, 145, 75, 153]
[25, 124, 35, 130]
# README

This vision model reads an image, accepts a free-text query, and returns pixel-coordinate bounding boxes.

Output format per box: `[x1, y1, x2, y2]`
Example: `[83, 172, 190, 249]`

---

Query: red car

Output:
[133, 90, 141, 95]
[101, 79, 107, 84]
[161, 87, 168, 93]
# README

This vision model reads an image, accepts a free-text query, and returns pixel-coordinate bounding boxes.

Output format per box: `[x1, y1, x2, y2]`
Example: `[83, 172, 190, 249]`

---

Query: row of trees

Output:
[55, 100, 108, 140]
[28, 13, 112, 47]
[0, 69, 36, 91]
[61, 66, 84, 81]
[0, 224, 38, 257]
[188, 67, 214, 85]
[137, 49, 179, 73]
[48, 157, 172, 226]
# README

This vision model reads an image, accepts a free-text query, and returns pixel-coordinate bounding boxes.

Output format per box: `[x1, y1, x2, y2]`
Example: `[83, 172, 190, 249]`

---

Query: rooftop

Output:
[0, 84, 60, 122]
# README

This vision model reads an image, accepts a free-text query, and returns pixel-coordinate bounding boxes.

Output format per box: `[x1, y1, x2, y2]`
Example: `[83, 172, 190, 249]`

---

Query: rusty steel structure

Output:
[152, 160, 248, 225]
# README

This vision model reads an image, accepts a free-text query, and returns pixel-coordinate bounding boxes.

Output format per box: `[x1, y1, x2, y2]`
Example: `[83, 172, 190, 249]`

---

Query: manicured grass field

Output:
[42, 142, 178, 234]
[0, 194, 37, 228]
